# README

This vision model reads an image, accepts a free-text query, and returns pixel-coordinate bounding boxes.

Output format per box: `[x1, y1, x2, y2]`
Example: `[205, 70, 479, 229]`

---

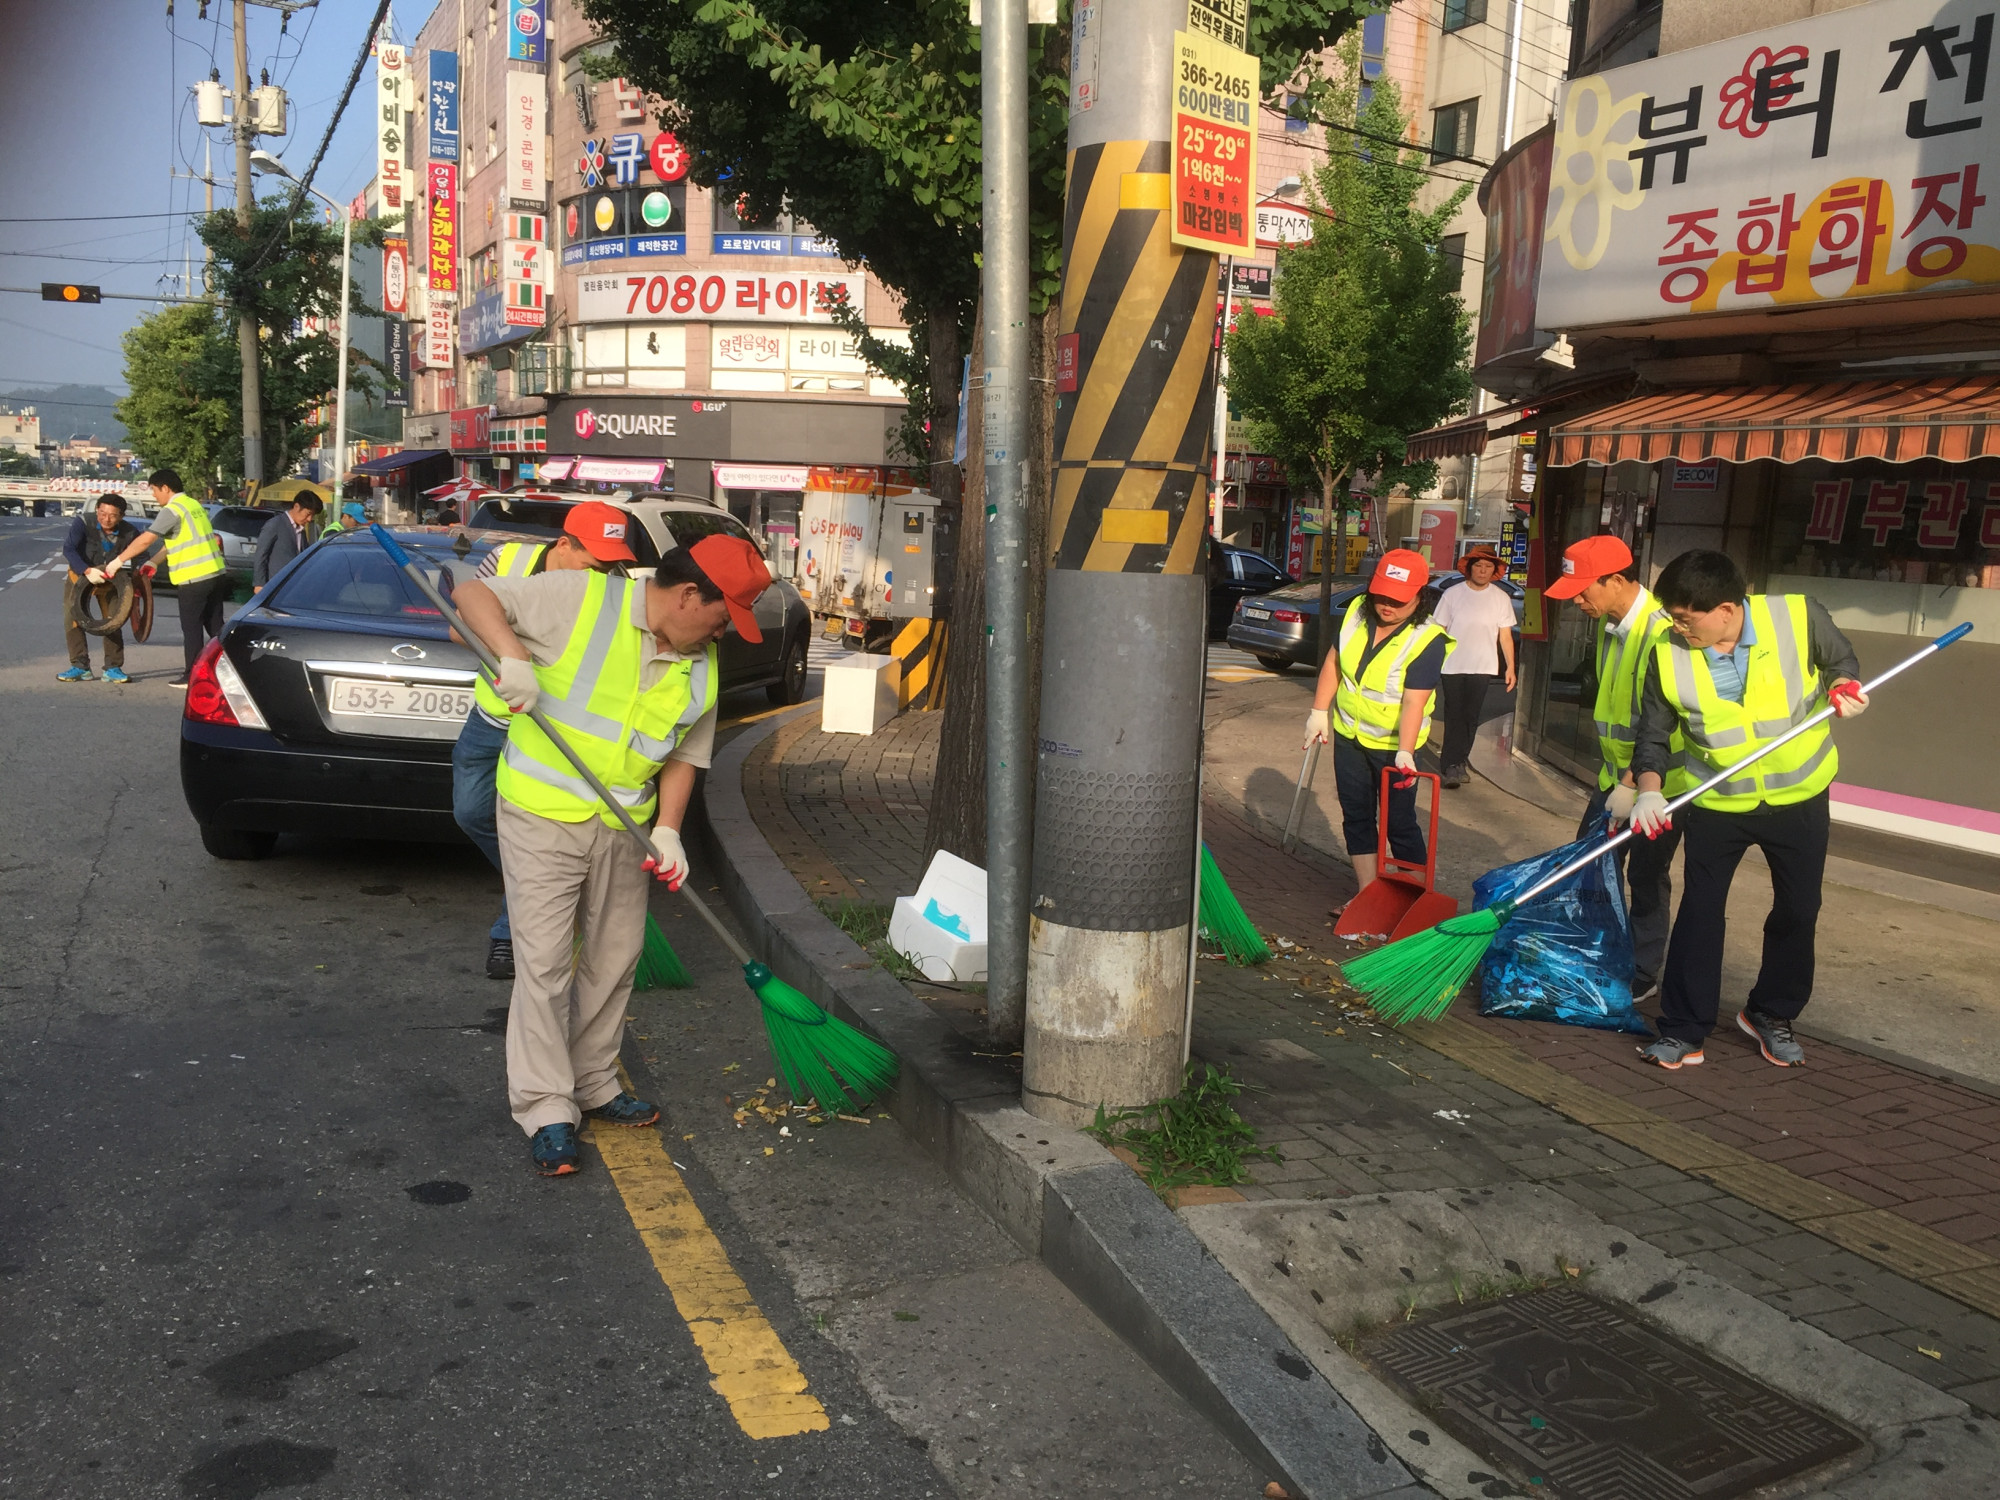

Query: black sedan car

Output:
[1226, 571, 1524, 672]
[181, 526, 795, 860]
[1208, 542, 1293, 638]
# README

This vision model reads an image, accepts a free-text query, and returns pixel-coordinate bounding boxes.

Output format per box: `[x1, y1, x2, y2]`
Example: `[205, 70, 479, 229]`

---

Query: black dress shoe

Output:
[486, 938, 515, 980]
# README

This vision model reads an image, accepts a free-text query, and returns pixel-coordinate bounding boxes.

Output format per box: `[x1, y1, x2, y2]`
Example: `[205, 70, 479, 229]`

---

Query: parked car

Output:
[208, 505, 278, 591]
[467, 492, 812, 705]
[181, 524, 812, 859]
[1209, 543, 1293, 638]
[1226, 571, 1524, 672]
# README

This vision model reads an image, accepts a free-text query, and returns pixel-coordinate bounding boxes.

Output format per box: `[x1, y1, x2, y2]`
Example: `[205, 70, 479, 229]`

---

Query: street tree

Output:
[1226, 53, 1473, 663]
[116, 304, 239, 492]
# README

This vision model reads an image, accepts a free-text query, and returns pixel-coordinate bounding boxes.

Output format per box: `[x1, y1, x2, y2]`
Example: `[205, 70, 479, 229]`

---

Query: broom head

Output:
[1197, 845, 1271, 966]
[1339, 903, 1510, 1025]
[634, 912, 693, 990]
[743, 961, 898, 1113]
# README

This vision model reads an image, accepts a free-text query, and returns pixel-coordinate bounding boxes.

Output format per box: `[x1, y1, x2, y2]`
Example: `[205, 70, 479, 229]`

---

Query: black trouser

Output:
[1437, 673, 1494, 772]
[1333, 732, 1424, 863]
[1657, 791, 1829, 1045]
[1577, 785, 1679, 988]
[176, 574, 229, 676]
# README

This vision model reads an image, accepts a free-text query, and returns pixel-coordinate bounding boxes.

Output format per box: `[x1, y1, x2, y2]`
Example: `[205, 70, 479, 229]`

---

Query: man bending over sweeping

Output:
[450, 535, 772, 1176]
[1627, 549, 1866, 1072]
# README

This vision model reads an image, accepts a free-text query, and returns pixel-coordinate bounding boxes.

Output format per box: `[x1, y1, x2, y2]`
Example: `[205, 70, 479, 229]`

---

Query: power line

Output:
[0, 213, 206, 225]
[278, 0, 393, 217]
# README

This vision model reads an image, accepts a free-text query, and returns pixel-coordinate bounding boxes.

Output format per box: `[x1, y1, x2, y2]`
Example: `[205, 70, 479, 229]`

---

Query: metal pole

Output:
[981, 0, 1032, 1043]
[1498, 0, 1526, 155]
[234, 0, 266, 487]
[1212, 255, 1234, 538]
[1022, 1, 1213, 1127]
[332, 202, 352, 512]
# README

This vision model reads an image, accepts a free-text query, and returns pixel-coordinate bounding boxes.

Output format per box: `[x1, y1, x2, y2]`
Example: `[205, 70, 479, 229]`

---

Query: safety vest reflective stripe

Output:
[1591, 590, 1690, 793]
[162, 494, 224, 585]
[1653, 594, 1836, 811]
[472, 543, 553, 719]
[1332, 598, 1447, 750]
[498, 741, 656, 808]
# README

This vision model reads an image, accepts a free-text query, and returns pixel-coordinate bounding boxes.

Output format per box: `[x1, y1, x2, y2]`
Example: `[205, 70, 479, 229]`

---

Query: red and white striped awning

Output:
[1548, 376, 2000, 467]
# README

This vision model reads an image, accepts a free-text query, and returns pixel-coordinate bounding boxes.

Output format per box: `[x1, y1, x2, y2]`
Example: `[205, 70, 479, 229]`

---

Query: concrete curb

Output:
[691, 709, 1426, 1500]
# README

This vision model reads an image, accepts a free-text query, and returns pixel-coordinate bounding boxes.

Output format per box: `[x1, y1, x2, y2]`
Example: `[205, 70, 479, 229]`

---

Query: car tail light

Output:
[1270, 607, 1305, 624]
[185, 639, 269, 729]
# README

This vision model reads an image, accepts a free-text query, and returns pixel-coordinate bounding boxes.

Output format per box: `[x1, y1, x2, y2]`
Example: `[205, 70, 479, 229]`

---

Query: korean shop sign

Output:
[1539, 0, 2000, 328]
[1170, 28, 1258, 254]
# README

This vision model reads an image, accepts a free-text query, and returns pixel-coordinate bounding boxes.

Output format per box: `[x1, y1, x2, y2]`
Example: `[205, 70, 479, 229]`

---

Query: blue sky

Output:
[0, 0, 429, 396]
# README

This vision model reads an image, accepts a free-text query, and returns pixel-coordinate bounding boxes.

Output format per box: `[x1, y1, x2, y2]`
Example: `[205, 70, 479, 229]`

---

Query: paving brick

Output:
[1803, 1304, 1910, 1340]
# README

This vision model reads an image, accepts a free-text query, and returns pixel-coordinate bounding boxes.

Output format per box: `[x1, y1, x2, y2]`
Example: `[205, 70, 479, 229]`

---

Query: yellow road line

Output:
[586, 1098, 828, 1439]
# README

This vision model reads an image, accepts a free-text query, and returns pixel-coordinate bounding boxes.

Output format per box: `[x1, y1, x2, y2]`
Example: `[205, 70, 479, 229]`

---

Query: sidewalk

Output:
[736, 691, 2000, 1426]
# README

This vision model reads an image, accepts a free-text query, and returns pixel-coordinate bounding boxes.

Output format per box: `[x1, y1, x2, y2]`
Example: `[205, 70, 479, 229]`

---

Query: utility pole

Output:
[981, 0, 1032, 1042]
[234, 0, 265, 487]
[1021, 2, 1218, 1125]
[1212, 254, 1234, 536]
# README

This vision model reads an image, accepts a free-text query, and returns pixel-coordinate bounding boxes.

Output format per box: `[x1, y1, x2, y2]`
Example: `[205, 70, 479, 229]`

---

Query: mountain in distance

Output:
[0, 384, 128, 447]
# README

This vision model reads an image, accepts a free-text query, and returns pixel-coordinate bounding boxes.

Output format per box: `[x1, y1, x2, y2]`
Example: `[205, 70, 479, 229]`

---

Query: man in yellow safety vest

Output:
[103, 468, 228, 686]
[454, 501, 637, 980]
[1628, 549, 1866, 1071]
[451, 533, 772, 1177]
[1542, 534, 1690, 1001]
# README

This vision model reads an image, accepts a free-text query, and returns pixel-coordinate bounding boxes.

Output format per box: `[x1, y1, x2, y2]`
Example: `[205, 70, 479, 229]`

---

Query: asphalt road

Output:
[0, 542, 1263, 1499]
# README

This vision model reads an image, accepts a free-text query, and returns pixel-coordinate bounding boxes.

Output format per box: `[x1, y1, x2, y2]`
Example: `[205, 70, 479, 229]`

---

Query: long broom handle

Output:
[372, 526, 755, 969]
[1281, 739, 1321, 854]
[1509, 621, 1974, 910]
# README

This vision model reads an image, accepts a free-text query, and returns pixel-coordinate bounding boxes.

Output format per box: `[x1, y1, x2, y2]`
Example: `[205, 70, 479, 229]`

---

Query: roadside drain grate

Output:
[1362, 1286, 1860, 1499]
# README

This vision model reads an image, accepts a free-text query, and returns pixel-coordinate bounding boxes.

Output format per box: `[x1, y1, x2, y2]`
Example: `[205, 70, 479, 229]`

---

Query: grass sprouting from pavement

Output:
[815, 898, 925, 982]
[1086, 1063, 1282, 1193]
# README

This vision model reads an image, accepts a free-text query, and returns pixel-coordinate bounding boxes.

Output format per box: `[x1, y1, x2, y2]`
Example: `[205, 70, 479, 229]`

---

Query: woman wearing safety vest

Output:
[1304, 549, 1453, 905]
[450, 533, 772, 1178]
[453, 501, 637, 981]
[1628, 549, 1867, 1071]
[103, 468, 228, 686]
[1541, 534, 1692, 1002]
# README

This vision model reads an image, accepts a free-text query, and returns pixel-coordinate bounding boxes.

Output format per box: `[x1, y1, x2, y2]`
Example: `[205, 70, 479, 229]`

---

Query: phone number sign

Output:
[1170, 29, 1258, 255]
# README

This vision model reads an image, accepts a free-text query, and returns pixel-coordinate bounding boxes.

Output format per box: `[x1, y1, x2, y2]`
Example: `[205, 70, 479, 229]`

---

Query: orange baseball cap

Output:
[564, 500, 639, 564]
[1543, 534, 1635, 599]
[1369, 548, 1430, 603]
[688, 533, 772, 643]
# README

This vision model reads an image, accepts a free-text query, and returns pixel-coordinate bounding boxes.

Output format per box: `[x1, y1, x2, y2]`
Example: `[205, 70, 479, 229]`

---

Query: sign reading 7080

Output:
[1171, 29, 1258, 255]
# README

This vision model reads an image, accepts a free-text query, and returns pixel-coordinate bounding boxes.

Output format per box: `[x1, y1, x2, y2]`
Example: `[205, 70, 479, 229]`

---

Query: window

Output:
[1443, 0, 1487, 30]
[1432, 99, 1479, 163]
[209, 507, 276, 539]
[570, 324, 687, 390]
[270, 544, 477, 618]
[1440, 233, 1467, 289]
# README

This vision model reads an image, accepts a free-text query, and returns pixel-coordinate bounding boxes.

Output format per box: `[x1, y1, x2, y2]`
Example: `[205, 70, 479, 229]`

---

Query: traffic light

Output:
[41, 283, 101, 304]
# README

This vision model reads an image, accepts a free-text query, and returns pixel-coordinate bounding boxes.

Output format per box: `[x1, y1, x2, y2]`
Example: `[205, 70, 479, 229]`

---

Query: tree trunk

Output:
[925, 310, 988, 866]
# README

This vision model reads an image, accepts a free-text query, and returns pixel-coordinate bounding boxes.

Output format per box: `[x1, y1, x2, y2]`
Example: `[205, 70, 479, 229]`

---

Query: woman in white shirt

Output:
[1430, 544, 1517, 788]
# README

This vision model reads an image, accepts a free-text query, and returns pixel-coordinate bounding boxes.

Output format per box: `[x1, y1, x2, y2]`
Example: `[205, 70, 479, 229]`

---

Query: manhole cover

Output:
[1362, 1286, 1860, 1499]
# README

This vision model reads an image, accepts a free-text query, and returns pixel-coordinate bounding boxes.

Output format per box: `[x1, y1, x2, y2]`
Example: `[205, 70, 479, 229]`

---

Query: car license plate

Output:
[327, 677, 475, 722]
[1242, 607, 1272, 621]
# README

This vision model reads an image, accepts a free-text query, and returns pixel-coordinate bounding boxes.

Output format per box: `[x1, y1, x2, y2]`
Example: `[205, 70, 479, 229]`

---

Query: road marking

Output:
[587, 1078, 829, 1440]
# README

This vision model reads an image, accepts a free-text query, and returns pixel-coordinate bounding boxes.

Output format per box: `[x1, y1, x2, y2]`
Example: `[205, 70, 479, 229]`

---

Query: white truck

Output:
[793, 465, 939, 649]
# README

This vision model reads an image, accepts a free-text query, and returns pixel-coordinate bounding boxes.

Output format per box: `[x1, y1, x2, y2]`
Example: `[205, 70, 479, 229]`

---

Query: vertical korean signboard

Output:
[1170, 28, 1258, 254]
[384, 319, 410, 407]
[381, 239, 409, 314]
[428, 162, 459, 299]
[376, 44, 411, 219]
[1538, 0, 2000, 328]
[504, 213, 547, 329]
[504, 72, 547, 209]
[507, 0, 547, 64]
[427, 50, 459, 161]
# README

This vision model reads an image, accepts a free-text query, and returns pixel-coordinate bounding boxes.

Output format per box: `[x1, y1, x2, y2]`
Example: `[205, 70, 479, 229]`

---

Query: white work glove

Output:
[1631, 790, 1673, 840]
[493, 657, 540, 714]
[1606, 782, 1637, 825]
[1392, 750, 1418, 787]
[102, 557, 124, 577]
[1828, 679, 1869, 719]
[84, 566, 106, 584]
[1304, 708, 1330, 746]
[643, 825, 688, 889]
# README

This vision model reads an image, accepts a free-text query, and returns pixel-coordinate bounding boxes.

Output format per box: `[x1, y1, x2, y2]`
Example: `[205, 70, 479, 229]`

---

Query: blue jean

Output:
[452, 708, 511, 941]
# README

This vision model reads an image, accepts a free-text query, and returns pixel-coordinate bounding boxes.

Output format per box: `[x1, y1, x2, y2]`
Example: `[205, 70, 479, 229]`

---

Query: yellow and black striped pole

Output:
[1022, 2, 1219, 1126]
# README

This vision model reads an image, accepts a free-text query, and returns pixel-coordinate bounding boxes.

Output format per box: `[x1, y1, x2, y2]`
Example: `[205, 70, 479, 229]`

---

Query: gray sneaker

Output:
[1636, 1036, 1705, 1069]
[1738, 1010, 1805, 1067]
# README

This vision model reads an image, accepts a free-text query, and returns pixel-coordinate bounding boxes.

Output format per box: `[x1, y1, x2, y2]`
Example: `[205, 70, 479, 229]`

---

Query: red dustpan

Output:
[1334, 767, 1460, 941]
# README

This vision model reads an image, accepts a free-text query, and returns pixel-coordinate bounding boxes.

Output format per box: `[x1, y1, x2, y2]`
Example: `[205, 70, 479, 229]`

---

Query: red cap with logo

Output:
[688, 533, 773, 643]
[1543, 534, 1635, 599]
[563, 500, 638, 564]
[1369, 548, 1430, 603]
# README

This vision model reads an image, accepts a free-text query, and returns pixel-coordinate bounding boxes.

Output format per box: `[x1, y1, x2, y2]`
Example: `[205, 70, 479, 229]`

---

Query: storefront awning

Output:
[1404, 413, 1501, 462]
[1548, 376, 2000, 467]
[353, 448, 448, 476]
[1405, 378, 1633, 462]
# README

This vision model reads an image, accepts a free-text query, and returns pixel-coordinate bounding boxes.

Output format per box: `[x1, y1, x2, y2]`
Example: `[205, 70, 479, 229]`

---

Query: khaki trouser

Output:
[65, 572, 124, 669]
[496, 794, 649, 1134]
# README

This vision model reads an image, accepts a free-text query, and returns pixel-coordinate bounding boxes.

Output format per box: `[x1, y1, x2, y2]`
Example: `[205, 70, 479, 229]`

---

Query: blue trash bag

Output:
[1472, 821, 1649, 1035]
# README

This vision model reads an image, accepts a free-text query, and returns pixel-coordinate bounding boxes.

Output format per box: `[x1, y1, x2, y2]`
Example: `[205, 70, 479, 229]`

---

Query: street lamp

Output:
[250, 150, 350, 513]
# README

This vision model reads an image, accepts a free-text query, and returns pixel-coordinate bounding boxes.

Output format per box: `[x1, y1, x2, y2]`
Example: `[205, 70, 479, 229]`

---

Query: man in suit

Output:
[253, 493, 324, 592]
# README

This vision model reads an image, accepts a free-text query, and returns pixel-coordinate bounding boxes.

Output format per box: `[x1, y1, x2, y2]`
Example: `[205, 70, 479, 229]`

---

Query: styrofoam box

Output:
[887, 849, 989, 983]
[820, 651, 902, 735]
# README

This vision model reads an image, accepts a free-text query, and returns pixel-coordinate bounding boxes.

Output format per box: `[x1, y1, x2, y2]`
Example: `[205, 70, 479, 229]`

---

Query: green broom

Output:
[1197, 845, 1270, 965]
[375, 527, 898, 1112]
[1344, 623, 1975, 1025]
[634, 914, 693, 989]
